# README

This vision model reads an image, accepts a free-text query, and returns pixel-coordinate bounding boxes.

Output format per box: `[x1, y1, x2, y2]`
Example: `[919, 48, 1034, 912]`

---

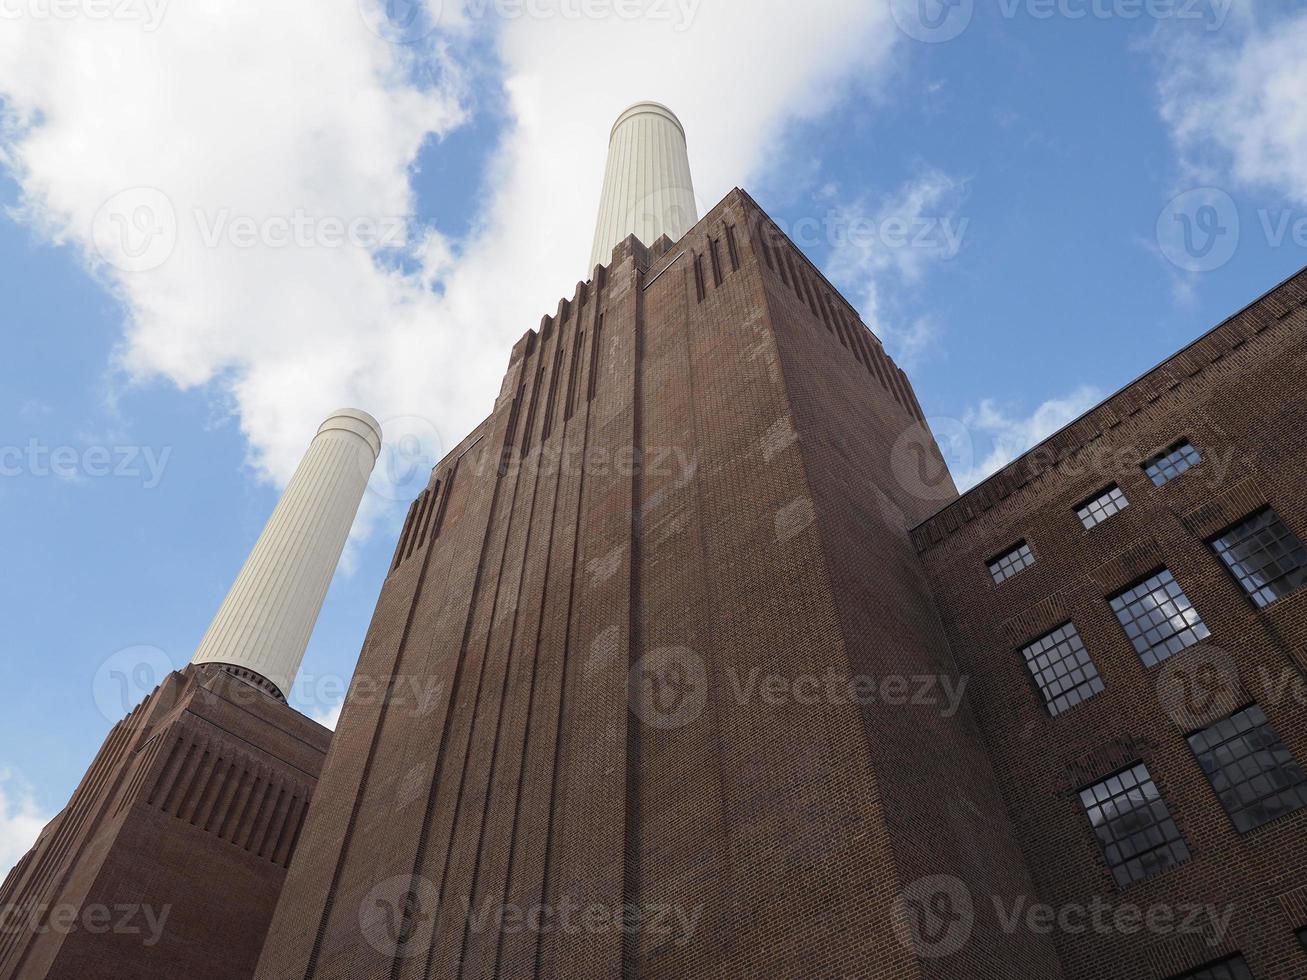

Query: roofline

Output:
[910, 263, 1307, 535]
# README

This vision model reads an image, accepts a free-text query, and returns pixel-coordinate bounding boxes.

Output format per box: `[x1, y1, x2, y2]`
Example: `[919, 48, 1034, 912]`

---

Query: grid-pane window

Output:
[1169, 955, 1256, 980]
[1188, 705, 1307, 834]
[1080, 763, 1190, 887]
[989, 542, 1034, 584]
[1021, 623, 1105, 716]
[1077, 485, 1130, 529]
[1210, 509, 1307, 608]
[1144, 440, 1203, 486]
[1110, 569, 1210, 668]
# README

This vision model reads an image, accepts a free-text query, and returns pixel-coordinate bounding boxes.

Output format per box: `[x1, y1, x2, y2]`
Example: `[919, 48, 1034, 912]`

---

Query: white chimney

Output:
[191, 408, 383, 701]
[590, 101, 699, 271]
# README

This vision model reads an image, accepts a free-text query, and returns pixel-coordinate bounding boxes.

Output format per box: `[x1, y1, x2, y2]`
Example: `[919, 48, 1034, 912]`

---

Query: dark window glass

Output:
[1110, 569, 1210, 668]
[1168, 954, 1256, 979]
[1077, 485, 1130, 529]
[1210, 509, 1307, 608]
[1079, 763, 1190, 888]
[1144, 440, 1203, 486]
[1297, 926, 1307, 954]
[1188, 705, 1307, 833]
[989, 542, 1035, 584]
[1021, 623, 1105, 716]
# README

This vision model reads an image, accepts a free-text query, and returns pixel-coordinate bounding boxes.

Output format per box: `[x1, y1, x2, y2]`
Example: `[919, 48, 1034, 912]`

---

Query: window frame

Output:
[1075, 483, 1131, 530]
[1019, 622, 1106, 717]
[1109, 568, 1211, 668]
[1142, 439, 1203, 487]
[1208, 507, 1307, 609]
[1078, 761, 1191, 889]
[1187, 703, 1307, 834]
[988, 540, 1035, 585]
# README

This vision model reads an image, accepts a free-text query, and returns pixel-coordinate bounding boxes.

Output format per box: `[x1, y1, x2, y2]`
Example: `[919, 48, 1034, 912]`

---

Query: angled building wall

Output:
[253, 189, 1061, 980]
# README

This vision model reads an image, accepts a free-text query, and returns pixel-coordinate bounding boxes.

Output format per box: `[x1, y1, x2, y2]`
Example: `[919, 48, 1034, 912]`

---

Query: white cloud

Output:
[824, 170, 969, 369]
[0, 0, 906, 540]
[952, 385, 1104, 491]
[1156, 6, 1307, 205]
[0, 770, 51, 883]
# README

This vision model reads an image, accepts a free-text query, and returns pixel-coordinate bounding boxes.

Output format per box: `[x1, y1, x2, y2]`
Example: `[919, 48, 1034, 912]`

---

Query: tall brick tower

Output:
[253, 105, 1062, 980]
[0, 410, 382, 980]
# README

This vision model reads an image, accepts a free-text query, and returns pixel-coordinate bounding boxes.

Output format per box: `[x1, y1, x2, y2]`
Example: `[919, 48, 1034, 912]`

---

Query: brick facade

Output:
[253, 189, 1063, 980]
[0, 665, 329, 979]
[912, 268, 1307, 979]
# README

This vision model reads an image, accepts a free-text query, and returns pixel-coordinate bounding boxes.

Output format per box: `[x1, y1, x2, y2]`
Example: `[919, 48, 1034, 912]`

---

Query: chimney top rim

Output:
[610, 101, 685, 142]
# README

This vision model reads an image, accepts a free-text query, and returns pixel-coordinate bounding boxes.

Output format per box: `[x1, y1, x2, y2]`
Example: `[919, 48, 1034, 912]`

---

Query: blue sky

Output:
[1, 0, 1305, 875]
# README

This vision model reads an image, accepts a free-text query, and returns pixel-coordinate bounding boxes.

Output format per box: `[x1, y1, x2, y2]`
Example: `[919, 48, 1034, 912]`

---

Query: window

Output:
[1021, 623, 1105, 716]
[1077, 485, 1130, 529]
[1144, 440, 1203, 486]
[1110, 569, 1210, 668]
[1210, 509, 1307, 608]
[1168, 955, 1255, 980]
[989, 542, 1035, 584]
[1297, 926, 1307, 954]
[1188, 705, 1307, 834]
[1080, 763, 1190, 887]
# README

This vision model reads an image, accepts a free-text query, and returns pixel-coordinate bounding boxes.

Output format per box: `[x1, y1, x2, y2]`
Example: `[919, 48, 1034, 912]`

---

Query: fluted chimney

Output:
[590, 101, 698, 271]
[191, 408, 382, 701]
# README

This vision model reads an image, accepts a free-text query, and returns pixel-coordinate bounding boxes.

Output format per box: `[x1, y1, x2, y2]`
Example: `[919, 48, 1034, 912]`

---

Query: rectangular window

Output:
[1110, 569, 1210, 668]
[1188, 705, 1307, 834]
[1168, 955, 1256, 980]
[1021, 623, 1105, 716]
[988, 542, 1035, 584]
[1080, 763, 1190, 888]
[1210, 508, 1307, 608]
[1077, 485, 1130, 529]
[1144, 440, 1203, 486]
[1297, 926, 1307, 954]
[694, 254, 707, 302]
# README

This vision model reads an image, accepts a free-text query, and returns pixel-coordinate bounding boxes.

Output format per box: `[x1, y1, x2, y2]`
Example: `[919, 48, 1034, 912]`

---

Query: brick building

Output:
[11, 104, 1307, 980]
[253, 178, 1307, 976]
